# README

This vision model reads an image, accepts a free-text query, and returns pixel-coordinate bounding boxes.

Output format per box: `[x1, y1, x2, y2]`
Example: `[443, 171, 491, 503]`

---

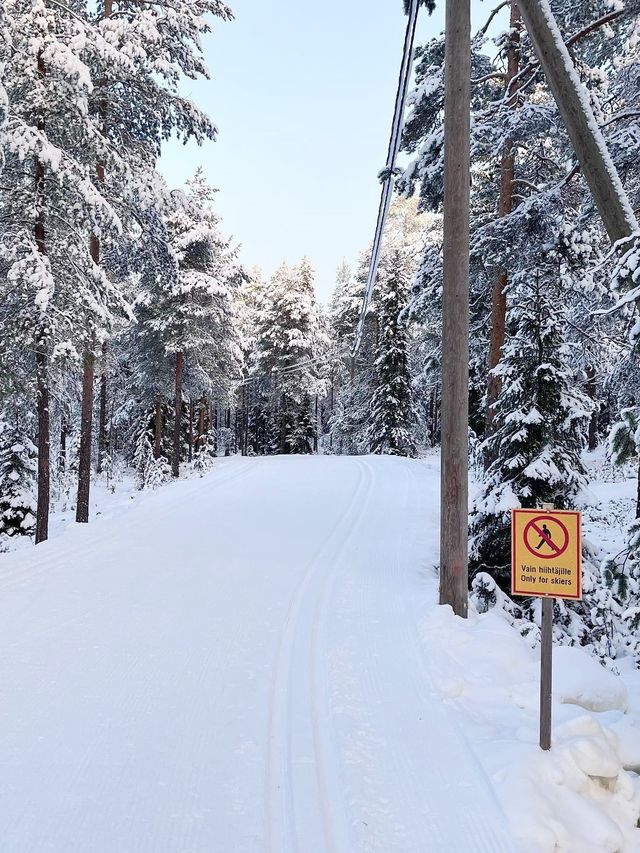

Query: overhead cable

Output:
[350, 0, 420, 357]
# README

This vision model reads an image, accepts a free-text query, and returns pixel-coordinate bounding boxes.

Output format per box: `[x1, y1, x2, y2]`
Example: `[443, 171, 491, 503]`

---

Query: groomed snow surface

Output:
[1, 455, 639, 852]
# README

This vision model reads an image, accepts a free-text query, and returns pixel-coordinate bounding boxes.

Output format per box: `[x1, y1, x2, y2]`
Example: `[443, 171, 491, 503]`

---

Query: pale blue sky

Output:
[159, 0, 491, 302]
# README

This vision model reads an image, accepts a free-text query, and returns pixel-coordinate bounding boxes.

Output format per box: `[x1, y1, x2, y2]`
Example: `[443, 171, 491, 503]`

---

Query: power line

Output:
[234, 347, 349, 389]
[350, 0, 420, 358]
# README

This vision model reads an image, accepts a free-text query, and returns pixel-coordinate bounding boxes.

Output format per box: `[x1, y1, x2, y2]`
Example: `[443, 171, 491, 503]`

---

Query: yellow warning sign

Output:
[511, 509, 581, 600]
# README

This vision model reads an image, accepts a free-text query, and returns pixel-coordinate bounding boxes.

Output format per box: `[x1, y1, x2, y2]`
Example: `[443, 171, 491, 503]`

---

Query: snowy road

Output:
[0, 456, 515, 852]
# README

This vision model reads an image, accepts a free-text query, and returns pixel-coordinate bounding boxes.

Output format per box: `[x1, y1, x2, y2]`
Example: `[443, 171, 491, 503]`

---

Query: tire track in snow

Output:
[264, 459, 373, 853]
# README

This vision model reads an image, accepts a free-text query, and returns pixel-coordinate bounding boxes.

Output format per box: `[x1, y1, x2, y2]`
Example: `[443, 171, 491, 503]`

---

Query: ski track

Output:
[264, 460, 372, 853]
[0, 455, 516, 853]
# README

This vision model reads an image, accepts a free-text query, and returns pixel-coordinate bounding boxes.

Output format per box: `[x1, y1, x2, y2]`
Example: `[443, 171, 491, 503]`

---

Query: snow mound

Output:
[419, 603, 640, 852]
[553, 645, 628, 712]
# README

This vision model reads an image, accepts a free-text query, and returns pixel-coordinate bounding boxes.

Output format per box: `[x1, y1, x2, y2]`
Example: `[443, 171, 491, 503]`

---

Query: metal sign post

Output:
[511, 506, 582, 750]
[539, 596, 553, 751]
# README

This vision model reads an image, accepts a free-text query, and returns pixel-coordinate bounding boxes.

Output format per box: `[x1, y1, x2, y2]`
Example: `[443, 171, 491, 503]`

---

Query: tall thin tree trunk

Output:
[59, 417, 67, 474]
[188, 399, 194, 462]
[34, 50, 49, 544]
[154, 395, 162, 459]
[197, 398, 205, 451]
[109, 399, 115, 453]
[586, 364, 598, 451]
[35, 350, 49, 544]
[485, 2, 521, 436]
[224, 407, 231, 456]
[76, 347, 95, 523]
[636, 457, 640, 519]
[172, 351, 184, 477]
[97, 341, 108, 472]
[78, 0, 112, 514]
[279, 394, 287, 454]
[313, 394, 319, 453]
[76, 202, 100, 524]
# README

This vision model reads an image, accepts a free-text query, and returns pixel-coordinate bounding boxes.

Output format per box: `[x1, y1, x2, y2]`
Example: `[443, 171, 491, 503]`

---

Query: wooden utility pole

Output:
[517, 0, 638, 243]
[439, 0, 471, 617]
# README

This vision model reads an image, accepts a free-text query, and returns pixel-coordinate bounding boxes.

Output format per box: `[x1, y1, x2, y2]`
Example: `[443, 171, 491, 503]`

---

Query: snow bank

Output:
[421, 604, 640, 852]
[553, 646, 628, 713]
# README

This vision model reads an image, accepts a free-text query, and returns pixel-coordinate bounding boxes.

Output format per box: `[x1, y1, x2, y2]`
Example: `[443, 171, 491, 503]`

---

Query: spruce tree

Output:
[255, 259, 324, 454]
[366, 248, 417, 457]
[0, 414, 37, 538]
[470, 270, 592, 586]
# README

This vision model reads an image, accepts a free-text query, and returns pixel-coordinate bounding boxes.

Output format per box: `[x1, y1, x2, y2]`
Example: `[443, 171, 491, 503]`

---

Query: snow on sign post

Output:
[511, 508, 582, 751]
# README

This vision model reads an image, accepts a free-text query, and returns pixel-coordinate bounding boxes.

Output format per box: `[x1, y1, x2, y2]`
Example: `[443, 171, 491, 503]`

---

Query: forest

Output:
[0, 0, 639, 664]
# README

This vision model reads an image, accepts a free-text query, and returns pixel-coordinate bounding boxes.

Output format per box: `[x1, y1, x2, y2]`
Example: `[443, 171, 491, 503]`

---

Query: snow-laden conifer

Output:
[0, 414, 37, 538]
[471, 270, 592, 585]
[366, 248, 417, 457]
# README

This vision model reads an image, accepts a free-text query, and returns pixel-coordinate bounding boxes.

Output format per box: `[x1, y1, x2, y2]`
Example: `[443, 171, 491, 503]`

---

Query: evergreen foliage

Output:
[471, 269, 592, 585]
[366, 248, 417, 456]
[0, 415, 37, 537]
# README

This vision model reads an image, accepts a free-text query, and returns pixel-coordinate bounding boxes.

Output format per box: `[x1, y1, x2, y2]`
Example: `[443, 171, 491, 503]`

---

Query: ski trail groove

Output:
[264, 459, 371, 853]
[308, 459, 375, 853]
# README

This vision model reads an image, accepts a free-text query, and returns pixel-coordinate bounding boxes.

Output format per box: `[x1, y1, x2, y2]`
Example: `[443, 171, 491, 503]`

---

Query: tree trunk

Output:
[80, 0, 111, 501]
[172, 351, 184, 477]
[76, 346, 95, 523]
[97, 341, 108, 472]
[313, 394, 319, 453]
[224, 407, 231, 456]
[517, 0, 637, 242]
[59, 417, 67, 474]
[440, 0, 470, 618]
[585, 365, 598, 451]
[188, 399, 194, 462]
[35, 349, 50, 544]
[636, 457, 640, 519]
[236, 388, 244, 455]
[34, 51, 50, 544]
[154, 395, 162, 458]
[197, 398, 205, 451]
[485, 2, 521, 436]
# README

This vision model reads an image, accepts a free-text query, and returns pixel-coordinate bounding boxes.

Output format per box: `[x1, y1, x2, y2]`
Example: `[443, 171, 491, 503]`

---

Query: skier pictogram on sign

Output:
[523, 515, 569, 560]
[511, 508, 581, 600]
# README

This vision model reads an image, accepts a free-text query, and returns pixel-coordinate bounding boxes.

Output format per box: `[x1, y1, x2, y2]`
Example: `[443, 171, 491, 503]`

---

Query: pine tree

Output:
[132, 169, 242, 477]
[0, 0, 133, 538]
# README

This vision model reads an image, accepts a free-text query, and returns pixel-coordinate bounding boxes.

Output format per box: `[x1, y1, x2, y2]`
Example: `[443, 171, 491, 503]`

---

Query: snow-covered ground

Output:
[0, 455, 639, 852]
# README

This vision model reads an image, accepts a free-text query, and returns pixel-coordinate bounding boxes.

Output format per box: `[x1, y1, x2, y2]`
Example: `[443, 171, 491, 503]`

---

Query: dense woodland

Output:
[1, 2, 640, 661]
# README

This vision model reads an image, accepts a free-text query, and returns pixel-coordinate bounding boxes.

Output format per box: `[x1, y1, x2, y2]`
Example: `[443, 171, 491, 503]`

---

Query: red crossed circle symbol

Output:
[523, 515, 569, 560]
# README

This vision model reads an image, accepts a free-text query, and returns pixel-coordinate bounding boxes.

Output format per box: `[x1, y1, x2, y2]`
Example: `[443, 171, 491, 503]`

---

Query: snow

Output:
[553, 646, 628, 712]
[536, 0, 638, 237]
[0, 455, 638, 851]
